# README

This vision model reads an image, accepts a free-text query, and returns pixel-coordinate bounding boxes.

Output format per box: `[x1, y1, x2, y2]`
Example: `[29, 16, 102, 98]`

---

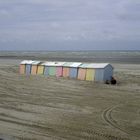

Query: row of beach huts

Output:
[19, 60, 114, 82]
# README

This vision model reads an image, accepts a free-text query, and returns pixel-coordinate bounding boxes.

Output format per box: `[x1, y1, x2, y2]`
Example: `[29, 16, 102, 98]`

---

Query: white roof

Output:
[20, 60, 113, 69]
[20, 60, 34, 64]
[69, 62, 82, 68]
[86, 63, 111, 68]
[32, 61, 41, 65]
[78, 63, 89, 68]
[42, 61, 65, 66]
[63, 62, 82, 67]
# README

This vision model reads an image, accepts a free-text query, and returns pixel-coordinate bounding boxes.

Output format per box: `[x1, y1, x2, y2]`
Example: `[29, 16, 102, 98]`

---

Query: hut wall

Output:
[63, 67, 69, 77]
[37, 65, 44, 74]
[56, 67, 63, 77]
[77, 68, 86, 80]
[95, 69, 104, 81]
[26, 64, 31, 75]
[20, 64, 25, 74]
[49, 67, 56, 76]
[86, 69, 95, 81]
[31, 65, 38, 75]
[44, 66, 49, 76]
[69, 68, 78, 78]
[104, 65, 113, 81]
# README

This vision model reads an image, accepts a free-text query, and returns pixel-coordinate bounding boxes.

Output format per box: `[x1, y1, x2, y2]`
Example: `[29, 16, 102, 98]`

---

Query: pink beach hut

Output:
[55, 62, 66, 77]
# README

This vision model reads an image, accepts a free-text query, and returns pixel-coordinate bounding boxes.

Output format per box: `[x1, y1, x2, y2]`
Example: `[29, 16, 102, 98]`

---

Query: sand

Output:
[0, 51, 139, 140]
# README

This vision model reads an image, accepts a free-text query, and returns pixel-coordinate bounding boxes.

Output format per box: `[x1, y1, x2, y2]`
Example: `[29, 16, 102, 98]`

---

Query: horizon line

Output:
[0, 49, 140, 52]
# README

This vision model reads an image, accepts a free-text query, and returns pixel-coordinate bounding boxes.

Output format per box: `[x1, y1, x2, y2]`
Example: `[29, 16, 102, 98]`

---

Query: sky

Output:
[0, 0, 140, 51]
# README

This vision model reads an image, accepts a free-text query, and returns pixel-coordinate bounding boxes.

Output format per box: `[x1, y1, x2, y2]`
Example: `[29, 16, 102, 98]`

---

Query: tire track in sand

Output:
[102, 105, 139, 138]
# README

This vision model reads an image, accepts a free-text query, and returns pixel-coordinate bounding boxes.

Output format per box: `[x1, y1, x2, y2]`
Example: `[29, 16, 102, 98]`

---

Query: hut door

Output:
[31, 65, 37, 75]
[20, 65, 25, 74]
[86, 69, 95, 81]
[49, 67, 56, 76]
[37, 66, 44, 74]
[63, 68, 69, 77]
[78, 68, 86, 80]
[26, 64, 31, 75]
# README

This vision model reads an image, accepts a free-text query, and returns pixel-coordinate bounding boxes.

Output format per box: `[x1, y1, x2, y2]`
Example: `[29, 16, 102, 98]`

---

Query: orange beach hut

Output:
[62, 62, 73, 78]
[19, 60, 28, 74]
[77, 63, 89, 80]
[31, 61, 41, 75]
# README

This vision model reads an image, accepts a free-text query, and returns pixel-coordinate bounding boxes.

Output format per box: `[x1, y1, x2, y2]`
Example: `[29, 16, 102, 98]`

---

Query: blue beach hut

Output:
[87, 63, 113, 82]
[25, 60, 34, 75]
[69, 62, 82, 78]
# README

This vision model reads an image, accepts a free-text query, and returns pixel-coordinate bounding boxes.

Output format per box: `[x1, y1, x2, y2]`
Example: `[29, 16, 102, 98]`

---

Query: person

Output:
[111, 76, 116, 85]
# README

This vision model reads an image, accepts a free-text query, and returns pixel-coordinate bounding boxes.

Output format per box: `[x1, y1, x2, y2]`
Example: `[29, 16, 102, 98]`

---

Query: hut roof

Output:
[20, 60, 34, 64]
[63, 62, 74, 67]
[69, 62, 82, 68]
[42, 61, 65, 66]
[79, 63, 91, 68]
[87, 63, 112, 68]
[32, 61, 41, 65]
[63, 62, 82, 67]
[79, 63, 113, 69]
[20, 60, 113, 69]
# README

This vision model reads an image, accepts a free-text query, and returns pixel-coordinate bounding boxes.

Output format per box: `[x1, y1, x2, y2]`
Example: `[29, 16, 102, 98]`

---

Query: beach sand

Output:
[0, 51, 139, 140]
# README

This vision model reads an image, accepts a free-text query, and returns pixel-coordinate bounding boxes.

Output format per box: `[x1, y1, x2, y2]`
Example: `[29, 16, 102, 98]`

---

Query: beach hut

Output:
[31, 61, 41, 75]
[48, 62, 57, 76]
[43, 62, 65, 77]
[25, 60, 34, 75]
[92, 63, 113, 82]
[42, 62, 49, 76]
[20, 60, 26, 74]
[55, 62, 65, 77]
[69, 62, 82, 78]
[62, 62, 73, 78]
[77, 63, 89, 80]
[85, 64, 96, 81]
[84, 63, 113, 82]
[37, 62, 45, 75]
[44, 62, 65, 77]
[19, 60, 28, 74]
[44, 62, 57, 76]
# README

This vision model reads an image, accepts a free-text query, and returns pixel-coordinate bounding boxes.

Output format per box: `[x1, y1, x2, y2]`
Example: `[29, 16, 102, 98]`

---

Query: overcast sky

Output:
[0, 0, 140, 50]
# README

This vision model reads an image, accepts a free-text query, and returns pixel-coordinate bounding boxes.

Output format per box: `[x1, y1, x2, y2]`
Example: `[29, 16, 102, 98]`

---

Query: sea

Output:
[0, 50, 140, 64]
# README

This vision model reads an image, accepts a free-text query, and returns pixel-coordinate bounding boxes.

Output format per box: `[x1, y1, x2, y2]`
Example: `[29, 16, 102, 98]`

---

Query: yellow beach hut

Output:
[37, 62, 45, 75]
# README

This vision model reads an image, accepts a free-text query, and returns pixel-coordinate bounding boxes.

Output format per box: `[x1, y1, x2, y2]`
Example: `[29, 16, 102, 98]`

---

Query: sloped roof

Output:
[87, 63, 113, 69]
[20, 60, 113, 69]
[79, 63, 113, 69]
[63, 62, 74, 67]
[63, 62, 82, 67]
[69, 62, 82, 68]
[78, 63, 91, 68]
[42, 61, 65, 66]
[32, 61, 41, 65]
[20, 60, 34, 64]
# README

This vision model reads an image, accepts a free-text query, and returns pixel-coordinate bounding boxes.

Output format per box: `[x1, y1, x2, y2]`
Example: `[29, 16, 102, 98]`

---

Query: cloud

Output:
[0, 0, 140, 50]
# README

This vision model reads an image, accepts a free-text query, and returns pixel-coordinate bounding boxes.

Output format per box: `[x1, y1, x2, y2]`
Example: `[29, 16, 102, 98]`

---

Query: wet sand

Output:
[0, 51, 139, 140]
